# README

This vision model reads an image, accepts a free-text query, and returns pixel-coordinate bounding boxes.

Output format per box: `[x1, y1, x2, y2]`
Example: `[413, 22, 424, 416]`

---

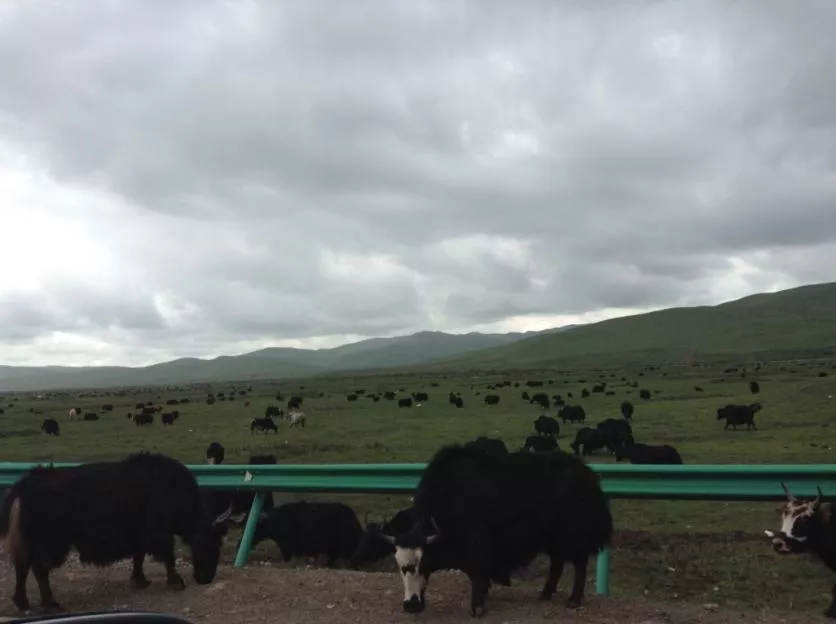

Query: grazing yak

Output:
[717, 403, 762, 430]
[766, 483, 836, 619]
[41, 418, 60, 436]
[614, 441, 683, 465]
[523, 435, 559, 453]
[464, 436, 508, 456]
[0, 452, 232, 612]
[533, 415, 560, 437]
[570, 427, 606, 455]
[205, 441, 225, 465]
[558, 404, 586, 424]
[370, 443, 612, 617]
[249, 501, 363, 568]
[250, 417, 278, 434]
[264, 405, 283, 419]
[597, 419, 633, 453]
[133, 413, 153, 426]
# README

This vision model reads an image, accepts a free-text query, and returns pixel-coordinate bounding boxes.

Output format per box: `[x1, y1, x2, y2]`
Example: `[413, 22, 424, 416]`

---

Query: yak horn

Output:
[213, 503, 234, 526]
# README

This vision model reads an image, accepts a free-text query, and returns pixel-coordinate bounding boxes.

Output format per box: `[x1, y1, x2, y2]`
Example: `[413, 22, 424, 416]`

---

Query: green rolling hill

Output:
[2, 282, 834, 391]
[417, 281, 836, 370]
[0, 328, 573, 391]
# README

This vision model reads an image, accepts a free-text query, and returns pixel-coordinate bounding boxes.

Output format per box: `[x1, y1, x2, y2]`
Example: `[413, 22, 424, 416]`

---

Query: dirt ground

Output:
[0, 558, 826, 624]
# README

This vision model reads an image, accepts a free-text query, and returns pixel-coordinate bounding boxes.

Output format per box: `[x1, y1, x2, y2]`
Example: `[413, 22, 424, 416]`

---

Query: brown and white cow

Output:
[765, 482, 836, 618]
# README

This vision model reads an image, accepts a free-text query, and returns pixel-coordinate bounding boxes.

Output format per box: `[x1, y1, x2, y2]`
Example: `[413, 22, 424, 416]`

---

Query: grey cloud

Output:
[1, 0, 836, 365]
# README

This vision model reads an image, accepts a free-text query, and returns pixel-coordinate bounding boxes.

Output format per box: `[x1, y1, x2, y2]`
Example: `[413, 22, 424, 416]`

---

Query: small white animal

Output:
[288, 410, 306, 428]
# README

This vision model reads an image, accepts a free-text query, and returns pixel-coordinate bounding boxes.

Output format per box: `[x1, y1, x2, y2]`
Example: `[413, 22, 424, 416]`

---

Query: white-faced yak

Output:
[766, 483, 836, 619]
[370, 443, 613, 617]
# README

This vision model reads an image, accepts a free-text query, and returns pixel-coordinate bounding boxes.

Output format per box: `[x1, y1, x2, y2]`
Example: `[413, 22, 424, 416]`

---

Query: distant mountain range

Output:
[421, 281, 836, 371]
[3, 281, 835, 392]
[0, 326, 577, 391]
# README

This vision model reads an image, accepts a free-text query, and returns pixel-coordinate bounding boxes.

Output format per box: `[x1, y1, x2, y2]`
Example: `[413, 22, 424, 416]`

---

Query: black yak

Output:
[717, 403, 762, 430]
[250, 417, 278, 434]
[371, 444, 612, 616]
[614, 441, 683, 464]
[249, 501, 363, 568]
[0, 452, 231, 612]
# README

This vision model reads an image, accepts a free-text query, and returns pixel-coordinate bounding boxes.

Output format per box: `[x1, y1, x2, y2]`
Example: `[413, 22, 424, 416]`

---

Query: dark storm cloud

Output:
[1, 0, 836, 365]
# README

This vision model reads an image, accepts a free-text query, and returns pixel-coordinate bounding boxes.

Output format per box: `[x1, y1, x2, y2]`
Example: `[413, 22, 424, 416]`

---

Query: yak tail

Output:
[0, 490, 25, 563]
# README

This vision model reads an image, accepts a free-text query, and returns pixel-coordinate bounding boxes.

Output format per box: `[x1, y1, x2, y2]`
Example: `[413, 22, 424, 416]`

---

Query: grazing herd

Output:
[31, 395, 312, 438]
[0, 439, 614, 618]
[9, 370, 833, 618]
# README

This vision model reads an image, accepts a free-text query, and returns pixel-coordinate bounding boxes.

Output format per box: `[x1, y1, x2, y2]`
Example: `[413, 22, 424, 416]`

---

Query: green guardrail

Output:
[2, 461, 836, 596]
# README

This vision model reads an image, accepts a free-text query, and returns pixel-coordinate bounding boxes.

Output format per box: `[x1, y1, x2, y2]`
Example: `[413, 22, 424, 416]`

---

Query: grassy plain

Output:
[2, 360, 836, 614]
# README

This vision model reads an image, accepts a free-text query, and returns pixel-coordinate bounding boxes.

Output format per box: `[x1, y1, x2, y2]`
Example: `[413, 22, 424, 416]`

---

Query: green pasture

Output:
[1, 361, 836, 613]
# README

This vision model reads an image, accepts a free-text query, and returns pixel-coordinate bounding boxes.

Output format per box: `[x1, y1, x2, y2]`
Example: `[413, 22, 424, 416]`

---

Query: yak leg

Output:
[146, 531, 185, 590]
[466, 531, 493, 618]
[131, 552, 151, 588]
[538, 550, 565, 601]
[12, 557, 31, 612]
[566, 554, 589, 609]
[31, 562, 61, 611]
[826, 583, 836, 619]
[161, 545, 185, 590]
[467, 570, 491, 618]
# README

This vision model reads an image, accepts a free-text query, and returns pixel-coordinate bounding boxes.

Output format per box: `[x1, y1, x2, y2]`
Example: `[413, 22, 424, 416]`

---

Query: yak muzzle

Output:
[403, 596, 425, 614]
[767, 531, 806, 555]
[193, 568, 217, 585]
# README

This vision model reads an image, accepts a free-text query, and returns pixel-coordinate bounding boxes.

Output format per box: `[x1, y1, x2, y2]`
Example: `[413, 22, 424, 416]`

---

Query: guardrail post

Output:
[233, 491, 265, 568]
[595, 497, 611, 596]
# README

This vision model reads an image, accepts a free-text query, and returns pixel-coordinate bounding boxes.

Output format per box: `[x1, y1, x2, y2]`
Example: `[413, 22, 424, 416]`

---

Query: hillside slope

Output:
[0, 328, 570, 391]
[421, 282, 836, 370]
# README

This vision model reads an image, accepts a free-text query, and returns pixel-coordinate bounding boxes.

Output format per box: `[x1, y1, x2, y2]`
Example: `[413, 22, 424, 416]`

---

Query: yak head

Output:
[377, 518, 440, 614]
[613, 435, 636, 462]
[765, 482, 829, 554]
[190, 503, 233, 584]
[205, 442, 225, 465]
[349, 513, 391, 570]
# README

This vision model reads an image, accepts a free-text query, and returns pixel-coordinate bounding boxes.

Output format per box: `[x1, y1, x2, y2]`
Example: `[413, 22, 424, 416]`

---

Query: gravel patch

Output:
[0, 558, 824, 624]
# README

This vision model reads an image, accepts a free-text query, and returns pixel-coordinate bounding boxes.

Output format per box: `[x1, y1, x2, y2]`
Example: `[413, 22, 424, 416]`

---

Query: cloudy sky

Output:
[1, 0, 835, 367]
